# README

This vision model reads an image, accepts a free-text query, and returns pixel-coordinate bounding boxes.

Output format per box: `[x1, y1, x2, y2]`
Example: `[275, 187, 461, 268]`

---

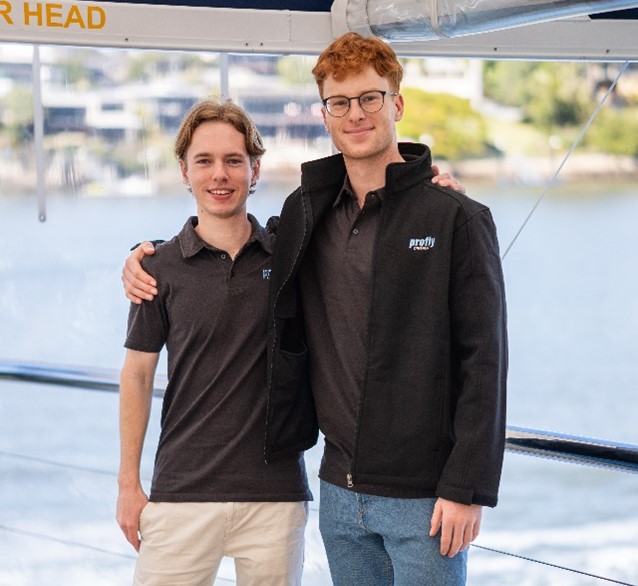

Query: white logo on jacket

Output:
[408, 236, 436, 251]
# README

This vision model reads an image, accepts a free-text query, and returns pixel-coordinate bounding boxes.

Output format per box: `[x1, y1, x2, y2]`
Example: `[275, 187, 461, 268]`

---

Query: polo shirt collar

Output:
[178, 214, 273, 259]
[333, 176, 385, 209]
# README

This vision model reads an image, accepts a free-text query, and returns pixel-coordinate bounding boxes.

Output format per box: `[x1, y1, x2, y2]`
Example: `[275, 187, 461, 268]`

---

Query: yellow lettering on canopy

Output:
[45, 2, 63, 27]
[0, 1, 13, 25]
[87, 5, 105, 29]
[64, 4, 83, 27]
[23, 2, 43, 26]
[21, 2, 106, 29]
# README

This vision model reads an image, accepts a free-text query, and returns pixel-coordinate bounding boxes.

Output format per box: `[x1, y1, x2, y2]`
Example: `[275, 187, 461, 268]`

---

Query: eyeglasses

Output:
[322, 90, 398, 117]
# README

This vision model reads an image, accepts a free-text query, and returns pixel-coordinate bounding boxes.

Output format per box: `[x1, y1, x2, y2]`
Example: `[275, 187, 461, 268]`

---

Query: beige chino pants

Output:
[134, 501, 308, 586]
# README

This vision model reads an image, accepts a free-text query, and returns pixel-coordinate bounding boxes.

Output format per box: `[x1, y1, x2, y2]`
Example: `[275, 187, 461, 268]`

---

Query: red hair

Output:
[312, 33, 403, 97]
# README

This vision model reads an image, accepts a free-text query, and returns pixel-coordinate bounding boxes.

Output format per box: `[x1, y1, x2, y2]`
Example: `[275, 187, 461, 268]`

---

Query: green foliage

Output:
[2, 86, 33, 125]
[585, 107, 638, 156]
[484, 61, 593, 131]
[526, 63, 592, 129]
[483, 61, 537, 107]
[1, 87, 34, 149]
[398, 87, 488, 160]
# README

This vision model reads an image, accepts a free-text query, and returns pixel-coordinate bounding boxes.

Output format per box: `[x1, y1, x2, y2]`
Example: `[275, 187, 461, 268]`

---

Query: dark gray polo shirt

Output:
[125, 215, 310, 502]
[299, 181, 386, 493]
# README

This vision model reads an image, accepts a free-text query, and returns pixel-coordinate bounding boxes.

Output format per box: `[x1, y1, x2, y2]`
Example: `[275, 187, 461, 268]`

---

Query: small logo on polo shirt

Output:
[409, 236, 436, 251]
[263, 269, 272, 280]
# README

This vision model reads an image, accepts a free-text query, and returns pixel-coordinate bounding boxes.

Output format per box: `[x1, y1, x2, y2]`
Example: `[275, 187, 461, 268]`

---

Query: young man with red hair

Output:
[265, 33, 507, 585]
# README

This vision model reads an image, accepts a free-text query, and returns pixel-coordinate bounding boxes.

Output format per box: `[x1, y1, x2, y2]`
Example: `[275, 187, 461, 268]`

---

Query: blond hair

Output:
[174, 97, 265, 165]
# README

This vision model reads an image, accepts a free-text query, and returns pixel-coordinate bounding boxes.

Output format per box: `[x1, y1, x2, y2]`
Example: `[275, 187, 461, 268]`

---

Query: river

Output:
[1, 180, 637, 585]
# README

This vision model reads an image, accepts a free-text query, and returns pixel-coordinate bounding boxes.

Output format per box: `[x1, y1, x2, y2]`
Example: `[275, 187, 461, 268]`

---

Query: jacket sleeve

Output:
[436, 208, 508, 507]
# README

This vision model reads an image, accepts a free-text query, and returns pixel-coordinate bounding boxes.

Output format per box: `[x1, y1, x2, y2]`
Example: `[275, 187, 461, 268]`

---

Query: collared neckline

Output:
[178, 214, 274, 259]
[301, 142, 433, 197]
[332, 176, 385, 210]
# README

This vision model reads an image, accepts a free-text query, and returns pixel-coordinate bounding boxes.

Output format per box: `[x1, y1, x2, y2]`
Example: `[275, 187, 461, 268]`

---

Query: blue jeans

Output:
[319, 480, 467, 586]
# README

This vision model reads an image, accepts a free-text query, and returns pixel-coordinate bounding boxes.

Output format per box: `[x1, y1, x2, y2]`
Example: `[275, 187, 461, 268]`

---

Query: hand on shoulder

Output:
[122, 241, 158, 304]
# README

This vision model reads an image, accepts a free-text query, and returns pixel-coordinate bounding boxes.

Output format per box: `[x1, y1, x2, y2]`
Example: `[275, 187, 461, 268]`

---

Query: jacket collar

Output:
[300, 142, 433, 198]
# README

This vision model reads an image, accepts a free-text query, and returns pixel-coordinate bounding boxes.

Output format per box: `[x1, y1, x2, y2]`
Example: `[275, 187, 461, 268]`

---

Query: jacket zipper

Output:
[347, 473, 353, 488]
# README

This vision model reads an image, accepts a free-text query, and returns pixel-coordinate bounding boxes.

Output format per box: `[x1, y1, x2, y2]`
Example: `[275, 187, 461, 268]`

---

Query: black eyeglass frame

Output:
[321, 90, 399, 117]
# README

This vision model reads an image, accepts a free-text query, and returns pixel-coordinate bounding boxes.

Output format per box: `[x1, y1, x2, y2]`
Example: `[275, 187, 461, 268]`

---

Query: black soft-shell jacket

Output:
[265, 143, 507, 507]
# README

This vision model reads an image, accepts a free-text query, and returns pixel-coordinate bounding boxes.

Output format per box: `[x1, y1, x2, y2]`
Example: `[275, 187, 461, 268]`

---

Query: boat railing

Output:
[1, 359, 637, 585]
[2, 359, 636, 475]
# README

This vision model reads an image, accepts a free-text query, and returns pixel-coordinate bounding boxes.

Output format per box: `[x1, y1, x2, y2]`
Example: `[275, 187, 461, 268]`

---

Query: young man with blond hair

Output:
[117, 98, 311, 586]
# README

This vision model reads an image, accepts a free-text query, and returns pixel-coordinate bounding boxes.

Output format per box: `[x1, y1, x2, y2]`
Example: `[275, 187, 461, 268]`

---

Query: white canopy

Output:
[0, 0, 637, 60]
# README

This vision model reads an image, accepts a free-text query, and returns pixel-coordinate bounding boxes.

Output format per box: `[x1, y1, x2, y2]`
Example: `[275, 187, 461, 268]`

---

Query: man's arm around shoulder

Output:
[122, 242, 159, 304]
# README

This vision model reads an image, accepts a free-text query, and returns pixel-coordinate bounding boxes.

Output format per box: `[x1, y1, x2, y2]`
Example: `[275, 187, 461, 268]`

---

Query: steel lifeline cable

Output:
[472, 544, 637, 586]
[501, 61, 630, 261]
[489, 59, 636, 586]
[2, 431, 637, 584]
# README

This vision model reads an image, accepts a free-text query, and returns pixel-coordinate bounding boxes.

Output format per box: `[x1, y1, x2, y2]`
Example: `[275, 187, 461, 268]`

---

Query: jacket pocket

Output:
[266, 347, 318, 460]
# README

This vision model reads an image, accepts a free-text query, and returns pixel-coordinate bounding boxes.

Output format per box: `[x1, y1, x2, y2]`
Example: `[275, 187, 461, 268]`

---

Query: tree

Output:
[1, 86, 34, 149]
[484, 61, 536, 107]
[585, 107, 638, 156]
[398, 87, 489, 160]
[484, 61, 593, 132]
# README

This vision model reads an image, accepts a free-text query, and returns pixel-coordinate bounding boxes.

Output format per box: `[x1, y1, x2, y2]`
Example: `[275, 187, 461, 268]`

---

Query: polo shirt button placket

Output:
[219, 253, 235, 281]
